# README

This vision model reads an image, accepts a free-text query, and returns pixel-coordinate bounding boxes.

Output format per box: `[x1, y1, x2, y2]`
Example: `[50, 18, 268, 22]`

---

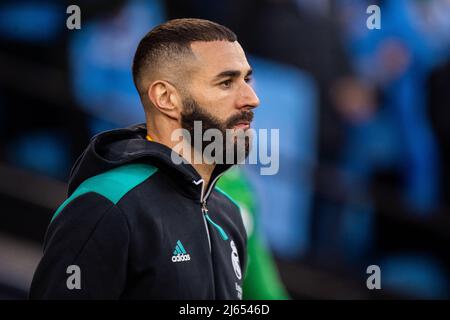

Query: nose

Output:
[237, 81, 260, 110]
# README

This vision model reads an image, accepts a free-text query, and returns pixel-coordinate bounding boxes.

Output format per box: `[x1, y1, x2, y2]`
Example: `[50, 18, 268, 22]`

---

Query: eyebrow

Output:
[213, 69, 253, 81]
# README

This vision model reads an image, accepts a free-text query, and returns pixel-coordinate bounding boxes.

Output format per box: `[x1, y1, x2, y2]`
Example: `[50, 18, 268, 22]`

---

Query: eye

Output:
[220, 79, 232, 89]
[244, 76, 253, 84]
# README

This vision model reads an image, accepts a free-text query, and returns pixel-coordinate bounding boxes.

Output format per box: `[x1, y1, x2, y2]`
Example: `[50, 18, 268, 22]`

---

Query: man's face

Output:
[179, 41, 260, 161]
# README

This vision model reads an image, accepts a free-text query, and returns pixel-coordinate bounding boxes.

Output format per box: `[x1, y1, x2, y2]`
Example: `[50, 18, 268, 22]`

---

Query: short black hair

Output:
[132, 18, 237, 95]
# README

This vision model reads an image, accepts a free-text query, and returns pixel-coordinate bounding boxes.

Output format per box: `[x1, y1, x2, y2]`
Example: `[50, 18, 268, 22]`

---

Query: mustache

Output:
[226, 110, 254, 128]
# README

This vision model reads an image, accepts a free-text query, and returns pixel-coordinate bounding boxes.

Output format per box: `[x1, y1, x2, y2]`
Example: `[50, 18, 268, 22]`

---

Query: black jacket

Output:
[29, 124, 247, 299]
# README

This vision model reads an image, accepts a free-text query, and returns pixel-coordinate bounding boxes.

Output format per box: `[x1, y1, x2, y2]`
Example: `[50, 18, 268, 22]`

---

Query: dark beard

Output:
[180, 96, 254, 164]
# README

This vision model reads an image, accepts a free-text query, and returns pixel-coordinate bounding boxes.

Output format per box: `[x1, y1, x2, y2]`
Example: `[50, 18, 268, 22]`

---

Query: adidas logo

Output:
[172, 240, 191, 263]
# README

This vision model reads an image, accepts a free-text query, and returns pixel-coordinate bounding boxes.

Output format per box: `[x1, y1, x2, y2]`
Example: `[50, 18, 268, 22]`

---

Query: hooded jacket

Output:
[29, 123, 247, 300]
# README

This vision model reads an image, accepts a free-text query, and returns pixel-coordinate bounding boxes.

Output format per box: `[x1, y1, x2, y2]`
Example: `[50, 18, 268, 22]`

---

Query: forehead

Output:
[189, 41, 250, 77]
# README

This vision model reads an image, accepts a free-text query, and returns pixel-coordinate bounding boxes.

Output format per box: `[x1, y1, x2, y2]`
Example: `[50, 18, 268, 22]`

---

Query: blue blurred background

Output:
[0, 0, 449, 299]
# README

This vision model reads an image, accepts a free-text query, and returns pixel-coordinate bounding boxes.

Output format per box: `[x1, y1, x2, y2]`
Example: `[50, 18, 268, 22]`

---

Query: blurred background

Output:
[0, 0, 449, 299]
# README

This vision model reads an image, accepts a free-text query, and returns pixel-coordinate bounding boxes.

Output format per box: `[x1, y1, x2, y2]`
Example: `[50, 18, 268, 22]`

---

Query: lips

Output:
[227, 111, 254, 130]
[233, 121, 250, 130]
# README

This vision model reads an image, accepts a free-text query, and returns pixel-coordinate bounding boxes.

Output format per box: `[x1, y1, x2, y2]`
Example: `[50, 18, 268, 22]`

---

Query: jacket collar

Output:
[68, 123, 233, 202]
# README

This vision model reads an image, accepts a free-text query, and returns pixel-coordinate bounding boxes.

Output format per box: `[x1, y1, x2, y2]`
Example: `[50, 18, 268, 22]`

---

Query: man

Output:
[29, 18, 259, 299]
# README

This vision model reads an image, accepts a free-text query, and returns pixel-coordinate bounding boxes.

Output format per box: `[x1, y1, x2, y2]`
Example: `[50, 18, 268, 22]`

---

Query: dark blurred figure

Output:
[0, 0, 126, 180]
[428, 58, 450, 207]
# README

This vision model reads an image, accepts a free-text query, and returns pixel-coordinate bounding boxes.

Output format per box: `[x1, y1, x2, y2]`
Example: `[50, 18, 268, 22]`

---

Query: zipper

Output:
[201, 202, 212, 252]
[201, 173, 224, 203]
[194, 172, 228, 252]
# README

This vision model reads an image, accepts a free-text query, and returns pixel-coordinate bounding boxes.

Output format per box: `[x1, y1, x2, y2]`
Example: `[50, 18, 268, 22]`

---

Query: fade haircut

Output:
[132, 18, 237, 99]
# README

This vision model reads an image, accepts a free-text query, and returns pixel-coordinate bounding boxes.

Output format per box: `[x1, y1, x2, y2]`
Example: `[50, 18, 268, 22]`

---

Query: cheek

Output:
[202, 92, 236, 122]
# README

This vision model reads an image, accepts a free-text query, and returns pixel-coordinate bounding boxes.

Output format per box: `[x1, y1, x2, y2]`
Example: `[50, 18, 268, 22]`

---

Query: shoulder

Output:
[52, 163, 158, 223]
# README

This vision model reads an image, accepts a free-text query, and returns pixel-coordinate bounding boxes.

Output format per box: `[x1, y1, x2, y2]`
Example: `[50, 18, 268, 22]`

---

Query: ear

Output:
[147, 80, 182, 120]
